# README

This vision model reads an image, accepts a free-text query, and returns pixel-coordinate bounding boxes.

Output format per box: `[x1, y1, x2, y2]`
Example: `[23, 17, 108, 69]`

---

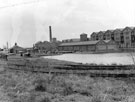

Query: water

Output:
[44, 53, 135, 65]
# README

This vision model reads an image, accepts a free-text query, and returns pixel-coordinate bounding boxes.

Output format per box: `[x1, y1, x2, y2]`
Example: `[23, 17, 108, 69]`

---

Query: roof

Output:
[70, 38, 80, 42]
[91, 32, 98, 36]
[59, 40, 99, 46]
[59, 39, 116, 47]
[35, 41, 42, 45]
[10, 45, 24, 50]
[126, 26, 134, 29]
[113, 28, 124, 33]
[80, 33, 87, 35]
[104, 40, 111, 43]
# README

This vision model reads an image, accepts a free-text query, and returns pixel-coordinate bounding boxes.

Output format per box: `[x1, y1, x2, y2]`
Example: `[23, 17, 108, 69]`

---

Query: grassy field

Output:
[1, 56, 135, 102]
[1, 65, 135, 102]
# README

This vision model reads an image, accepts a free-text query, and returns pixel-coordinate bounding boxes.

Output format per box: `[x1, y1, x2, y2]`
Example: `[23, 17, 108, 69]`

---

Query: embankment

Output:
[5, 55, 135, 77]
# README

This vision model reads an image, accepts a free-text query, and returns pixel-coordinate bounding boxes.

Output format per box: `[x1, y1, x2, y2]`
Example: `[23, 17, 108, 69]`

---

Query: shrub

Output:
[35, 84, 47, 92]
[63, 84, 74, 96]
[34, 80, 47, 92]
[35, 96, 51, 102]
[91, 96, 102, 102]
[50, 75, 66, 87]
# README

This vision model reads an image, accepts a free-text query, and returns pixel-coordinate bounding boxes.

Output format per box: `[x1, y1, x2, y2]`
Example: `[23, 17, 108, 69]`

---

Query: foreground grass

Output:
[1, 70, 135, 102]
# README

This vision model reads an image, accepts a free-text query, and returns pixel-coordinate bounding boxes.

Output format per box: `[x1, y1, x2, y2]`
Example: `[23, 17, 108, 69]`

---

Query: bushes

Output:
[63, 85, 74, 96]
[91, 96, 102, 102]
[13, 92, 52, 102]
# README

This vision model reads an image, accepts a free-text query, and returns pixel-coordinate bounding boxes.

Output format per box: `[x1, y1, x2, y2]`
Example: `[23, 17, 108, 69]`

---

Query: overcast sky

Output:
[0, 0, 134, 48]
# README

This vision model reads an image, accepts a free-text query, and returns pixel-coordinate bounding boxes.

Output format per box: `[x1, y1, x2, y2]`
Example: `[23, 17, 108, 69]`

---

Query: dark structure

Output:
[80, 33, 88, 41]
[52, 37, 57, 42]
[49, 26, 52, 42]
[58, 39, 118, 52]
[9, 43, 24, 54]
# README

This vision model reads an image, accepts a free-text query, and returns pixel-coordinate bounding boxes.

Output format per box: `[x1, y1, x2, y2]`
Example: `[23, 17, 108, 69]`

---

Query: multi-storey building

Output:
[122, 27, 134, 48]
[131, 28, 135, 47]
[91, 32, 97, 41]
[58, 26, 135, 53]
[113, 29, 123, 47]
[90, 27, 135, 48]
[104, 30, 113, 40]
[97, 31, 105, 40]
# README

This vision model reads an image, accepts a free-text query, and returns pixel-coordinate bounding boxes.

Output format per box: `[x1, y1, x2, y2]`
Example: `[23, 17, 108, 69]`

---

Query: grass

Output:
[6, 56, 135, 77]
[2, 56, 135, 102]
[0, 69, 135, 102]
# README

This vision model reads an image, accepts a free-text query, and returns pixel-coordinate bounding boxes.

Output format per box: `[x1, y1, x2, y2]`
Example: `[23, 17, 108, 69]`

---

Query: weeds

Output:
[1, 70, 135, 102]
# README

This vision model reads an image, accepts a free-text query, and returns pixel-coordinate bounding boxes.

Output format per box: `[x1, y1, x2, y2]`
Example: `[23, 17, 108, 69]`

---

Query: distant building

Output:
[113, 28, 123, 47]
[58, 39, 118, 52]
[104, 30, 113, 40]
[34, 41, 61, 53]
[80, 33, 88, 41]
[97, 31, 105, 40]
[91, 32, 97, 41]
[62, 38, 80, 43]
[9, 43, 24, 54]
[52, 37, 57, 42]
[90, 26, 135, 48]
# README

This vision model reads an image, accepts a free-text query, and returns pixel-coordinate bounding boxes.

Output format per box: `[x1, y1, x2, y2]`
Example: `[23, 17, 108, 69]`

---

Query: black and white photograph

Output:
[0, 0, 135, 102]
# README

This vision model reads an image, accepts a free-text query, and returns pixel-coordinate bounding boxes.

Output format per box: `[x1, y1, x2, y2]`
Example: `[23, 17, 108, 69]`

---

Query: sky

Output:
[0, 0, 134, 48]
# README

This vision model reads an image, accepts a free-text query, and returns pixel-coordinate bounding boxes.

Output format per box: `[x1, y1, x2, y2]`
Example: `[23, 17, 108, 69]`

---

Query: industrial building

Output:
[58, 34, 118, 52]
[34, 26, 60, 53]
[91, 27, 135, 48]
[9, 43, 25, 54]
[58, 26, 135, 53]
[35, 26, 135, 53]
[59, 40, 118, 52]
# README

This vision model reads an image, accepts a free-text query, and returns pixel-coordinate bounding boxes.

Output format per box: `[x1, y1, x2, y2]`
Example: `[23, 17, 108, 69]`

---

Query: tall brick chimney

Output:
[49, 26, 52, 42]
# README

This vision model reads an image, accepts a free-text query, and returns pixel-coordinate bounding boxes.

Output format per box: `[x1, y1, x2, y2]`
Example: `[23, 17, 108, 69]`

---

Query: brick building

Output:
[90, 27, 135, 48]
[58, 39, 118, 52]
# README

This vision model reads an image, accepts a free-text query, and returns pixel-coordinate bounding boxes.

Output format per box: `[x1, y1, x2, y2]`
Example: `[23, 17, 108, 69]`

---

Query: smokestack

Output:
[49, 26, 52, 42]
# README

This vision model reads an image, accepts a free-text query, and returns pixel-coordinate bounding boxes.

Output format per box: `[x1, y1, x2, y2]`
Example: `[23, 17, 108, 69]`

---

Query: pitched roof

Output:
[91, 32, 98, 36]
[59, 40, 99, 46]
[113, 28, 124, 32]
[80, 33, 87, 35]
[104, 40, 111, 43]
[70, 38, 80, 42]
[10, 45, 24, 50]
[122, 27, 135, 31]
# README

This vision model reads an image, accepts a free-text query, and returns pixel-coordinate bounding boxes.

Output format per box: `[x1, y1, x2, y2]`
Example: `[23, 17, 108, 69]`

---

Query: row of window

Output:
[92, 34, 135, 43]
[92, 31, 135, 40]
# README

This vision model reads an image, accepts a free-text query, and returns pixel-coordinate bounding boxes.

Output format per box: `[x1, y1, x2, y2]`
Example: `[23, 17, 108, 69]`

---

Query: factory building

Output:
[35, 26, 135, 53]
[58, 34, 118, 52]
[90, 27, 135, 48]
[58, 26, 135, 53]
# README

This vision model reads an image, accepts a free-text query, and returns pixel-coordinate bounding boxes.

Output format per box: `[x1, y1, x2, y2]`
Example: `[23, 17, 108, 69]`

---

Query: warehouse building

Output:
[58, 39, 118, 52]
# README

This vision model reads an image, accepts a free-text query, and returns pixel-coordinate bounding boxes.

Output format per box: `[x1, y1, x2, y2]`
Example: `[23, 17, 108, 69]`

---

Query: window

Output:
[121, 36, 124, 43]
[103, 35, 106, 40]
[111, 33, 114, 40]
[96, 36, 98, 40]
[120, 33, 123, 36]
[131, 31, 134, 35]
[126, 36, 129, 39]
[131, 35, 135, 43]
